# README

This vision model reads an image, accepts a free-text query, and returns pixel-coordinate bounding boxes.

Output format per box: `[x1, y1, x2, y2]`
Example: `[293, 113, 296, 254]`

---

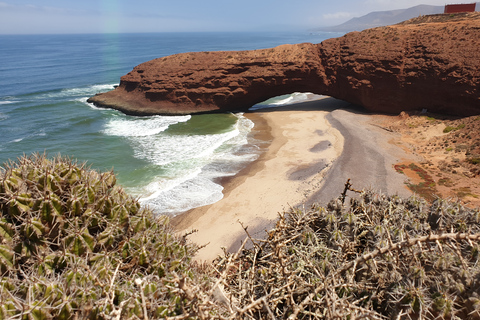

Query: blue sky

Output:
[0, 0, 472, 34]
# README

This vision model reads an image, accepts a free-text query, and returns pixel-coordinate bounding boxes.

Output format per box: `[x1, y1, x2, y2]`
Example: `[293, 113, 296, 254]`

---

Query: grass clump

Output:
[394, 163, 438, 201]
[423, 116, 437, 123]
[467, 157, 480, 165]
[444, 123, 466, 133]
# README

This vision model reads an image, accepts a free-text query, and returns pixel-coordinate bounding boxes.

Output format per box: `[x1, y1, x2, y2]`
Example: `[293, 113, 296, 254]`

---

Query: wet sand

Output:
[306, 109, 419, 206]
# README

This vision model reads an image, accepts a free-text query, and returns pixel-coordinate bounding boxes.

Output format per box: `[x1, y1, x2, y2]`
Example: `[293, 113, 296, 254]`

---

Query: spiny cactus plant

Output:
[3, 154, 480, 319]
[216, 190, 480, 319]
[0, 153, 215, 319]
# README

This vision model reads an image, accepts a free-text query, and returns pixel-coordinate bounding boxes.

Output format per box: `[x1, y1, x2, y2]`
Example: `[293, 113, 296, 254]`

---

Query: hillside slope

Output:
[315, 4, 445, 32]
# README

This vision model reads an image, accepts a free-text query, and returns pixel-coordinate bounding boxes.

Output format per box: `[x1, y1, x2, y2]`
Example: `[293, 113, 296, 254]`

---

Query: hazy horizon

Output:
[0, 0, 475, 35]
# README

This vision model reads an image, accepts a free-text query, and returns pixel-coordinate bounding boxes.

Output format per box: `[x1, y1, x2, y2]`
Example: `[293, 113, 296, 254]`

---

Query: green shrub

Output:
[467, 157, 480, 165]
[443, 126, 455, 133]
[444, 123, 465, 133]
[0, 154, 209, 319]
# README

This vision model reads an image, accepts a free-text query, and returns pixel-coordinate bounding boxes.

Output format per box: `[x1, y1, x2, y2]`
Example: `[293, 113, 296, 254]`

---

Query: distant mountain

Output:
[314, 3, 479, 32]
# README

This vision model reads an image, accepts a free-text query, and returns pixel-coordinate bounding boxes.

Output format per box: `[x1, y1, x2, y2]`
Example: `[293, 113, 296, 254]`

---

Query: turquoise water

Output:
[0, 32, 339, 215]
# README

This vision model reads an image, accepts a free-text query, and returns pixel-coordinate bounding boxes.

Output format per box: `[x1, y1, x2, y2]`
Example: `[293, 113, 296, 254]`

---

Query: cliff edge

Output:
[88, 13, 480, 116]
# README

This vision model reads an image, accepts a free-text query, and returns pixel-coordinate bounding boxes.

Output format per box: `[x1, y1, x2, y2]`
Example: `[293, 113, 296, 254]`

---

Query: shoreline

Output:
[172, 97, 348, 261]
[170, 111, 273, 232]
[172, 97, 420, 262]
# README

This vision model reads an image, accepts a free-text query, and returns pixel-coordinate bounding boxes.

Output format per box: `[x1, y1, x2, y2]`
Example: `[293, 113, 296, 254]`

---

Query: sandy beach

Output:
[172, 97, 420, 261]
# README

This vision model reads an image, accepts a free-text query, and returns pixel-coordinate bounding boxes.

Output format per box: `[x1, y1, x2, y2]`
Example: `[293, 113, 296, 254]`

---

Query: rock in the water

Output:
[88, 13, 480, 116]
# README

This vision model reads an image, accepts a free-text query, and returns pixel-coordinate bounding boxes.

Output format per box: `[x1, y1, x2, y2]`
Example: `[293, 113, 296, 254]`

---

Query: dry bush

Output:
[0, 154, 219, 319]
[2, 154, 480, 319]
[215, 185, 480, 319]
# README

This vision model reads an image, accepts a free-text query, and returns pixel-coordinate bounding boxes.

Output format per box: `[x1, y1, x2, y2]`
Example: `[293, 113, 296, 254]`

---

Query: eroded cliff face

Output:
[88, 43, 327, 115]
[319, 13, 480, 115]
[88, 13, 480, 116]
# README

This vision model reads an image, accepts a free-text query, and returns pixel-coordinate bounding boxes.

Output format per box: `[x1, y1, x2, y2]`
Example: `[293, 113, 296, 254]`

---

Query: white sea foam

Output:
[0, 101, 15, 105]
[34, 83, 118, 100]
[7, 129, 46, 145]
[61, 83, 118, 98]
[77, 97, 111, 110]
[132, 127, 240, 166]
[134, 165, 220, 214]
[78, 97, 99, 108]
[139, 176, 224, 214]
[129, 113, 255, 167]
[250, 92, 325, 110]
[104, 115, 191, 137]
[142, 168, 203, 197]
[122, 113, 259, 215]
[230, 113, 254, 146]
[206, 114, 258, 165]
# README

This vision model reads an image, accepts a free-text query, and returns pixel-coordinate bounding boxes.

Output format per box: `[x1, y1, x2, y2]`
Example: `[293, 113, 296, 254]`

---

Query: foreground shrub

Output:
[3, 154, 480, 319]
[0, 154, 214, 319]
[218, 190, 480, 319]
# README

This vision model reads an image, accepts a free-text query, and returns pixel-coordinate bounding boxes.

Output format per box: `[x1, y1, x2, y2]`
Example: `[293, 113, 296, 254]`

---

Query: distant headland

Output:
[88, 12, 480, 117]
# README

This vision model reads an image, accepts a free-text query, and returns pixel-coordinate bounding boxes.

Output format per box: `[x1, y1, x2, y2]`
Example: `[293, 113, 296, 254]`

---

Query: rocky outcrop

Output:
[88, 43, 328, 115]
[319, 13, 480, 115]
[88, 13, 480, 116]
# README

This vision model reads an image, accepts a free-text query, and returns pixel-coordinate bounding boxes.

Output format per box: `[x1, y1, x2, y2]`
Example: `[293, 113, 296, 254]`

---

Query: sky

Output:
[0, 0, 475, 34]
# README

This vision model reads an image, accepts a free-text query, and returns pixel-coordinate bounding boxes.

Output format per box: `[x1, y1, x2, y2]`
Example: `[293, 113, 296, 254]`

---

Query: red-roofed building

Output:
[444, 3, 477, 13]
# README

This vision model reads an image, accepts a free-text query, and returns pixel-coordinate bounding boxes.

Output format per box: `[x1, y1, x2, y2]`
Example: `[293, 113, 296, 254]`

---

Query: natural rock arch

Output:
[89, 14, 480, 117]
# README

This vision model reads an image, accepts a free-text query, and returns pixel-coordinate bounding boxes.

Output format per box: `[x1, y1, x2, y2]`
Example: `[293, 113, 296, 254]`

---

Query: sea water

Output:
[0, 32, 340, 215]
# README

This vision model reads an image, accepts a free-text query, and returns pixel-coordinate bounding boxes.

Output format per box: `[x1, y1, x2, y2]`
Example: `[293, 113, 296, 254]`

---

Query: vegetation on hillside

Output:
[386, 113, 480, 205]
[1, 154, 480, 319]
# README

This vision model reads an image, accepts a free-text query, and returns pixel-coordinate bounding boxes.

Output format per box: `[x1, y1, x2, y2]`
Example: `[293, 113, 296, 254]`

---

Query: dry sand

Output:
[172, 97, 420, 262]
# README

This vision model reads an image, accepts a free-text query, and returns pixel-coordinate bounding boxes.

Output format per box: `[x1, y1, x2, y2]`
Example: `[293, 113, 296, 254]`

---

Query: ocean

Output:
[0, 32, 340, 215]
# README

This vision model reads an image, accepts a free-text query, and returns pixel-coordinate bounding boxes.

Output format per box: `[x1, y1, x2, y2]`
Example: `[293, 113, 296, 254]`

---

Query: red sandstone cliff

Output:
[88, 13, 480, 116]
[88, 43, 327, 115]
